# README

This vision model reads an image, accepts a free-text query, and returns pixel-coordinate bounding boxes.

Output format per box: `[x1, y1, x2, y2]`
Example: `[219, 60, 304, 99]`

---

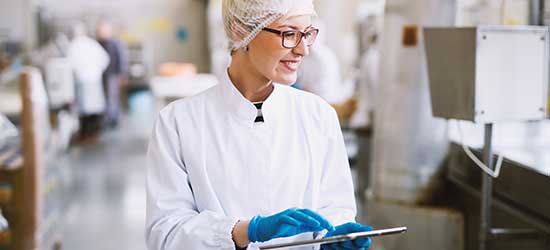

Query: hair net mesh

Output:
[222, 0, 315, 51]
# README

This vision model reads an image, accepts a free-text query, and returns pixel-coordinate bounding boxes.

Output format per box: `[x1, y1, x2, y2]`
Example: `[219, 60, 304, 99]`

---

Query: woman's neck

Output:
[227, 54, 274, 103]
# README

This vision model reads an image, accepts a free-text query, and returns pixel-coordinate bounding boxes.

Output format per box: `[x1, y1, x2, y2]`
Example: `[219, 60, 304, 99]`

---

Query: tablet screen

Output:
[259, 226, 407, 250]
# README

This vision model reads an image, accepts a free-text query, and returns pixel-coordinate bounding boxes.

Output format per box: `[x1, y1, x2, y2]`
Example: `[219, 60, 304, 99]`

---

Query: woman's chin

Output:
[272, 73, 297, 85]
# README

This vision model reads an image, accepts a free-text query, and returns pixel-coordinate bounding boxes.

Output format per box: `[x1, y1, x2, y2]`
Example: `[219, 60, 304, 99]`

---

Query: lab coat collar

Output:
[220, 69, 284, 126]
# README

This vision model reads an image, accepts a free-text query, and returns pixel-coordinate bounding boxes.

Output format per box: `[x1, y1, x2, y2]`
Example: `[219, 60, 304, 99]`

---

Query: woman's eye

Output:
[284, 32, 298, 39]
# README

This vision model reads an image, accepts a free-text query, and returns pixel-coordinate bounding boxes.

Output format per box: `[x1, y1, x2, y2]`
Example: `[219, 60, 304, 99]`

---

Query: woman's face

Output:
[247, 15, 313, 85]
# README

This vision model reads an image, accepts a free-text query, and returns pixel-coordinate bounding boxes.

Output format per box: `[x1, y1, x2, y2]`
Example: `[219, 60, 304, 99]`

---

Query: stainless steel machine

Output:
[424, 25, 550, 250]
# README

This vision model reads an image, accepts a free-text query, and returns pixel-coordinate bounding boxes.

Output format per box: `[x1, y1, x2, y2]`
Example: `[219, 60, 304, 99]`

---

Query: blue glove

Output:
[248, 208, 334, 243]
[321, 222, 373, 250]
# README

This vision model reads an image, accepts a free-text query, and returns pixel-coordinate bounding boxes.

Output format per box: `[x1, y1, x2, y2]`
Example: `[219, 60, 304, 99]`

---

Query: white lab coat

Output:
[67, 36, 109, 115]
[146, 70, 357, 250]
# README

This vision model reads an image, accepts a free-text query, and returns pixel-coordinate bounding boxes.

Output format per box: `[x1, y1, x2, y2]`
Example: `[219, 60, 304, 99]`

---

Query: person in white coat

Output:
[146, 1, 373, 250]
[67, 22, 109, 141]
[296, 20, 344, 104]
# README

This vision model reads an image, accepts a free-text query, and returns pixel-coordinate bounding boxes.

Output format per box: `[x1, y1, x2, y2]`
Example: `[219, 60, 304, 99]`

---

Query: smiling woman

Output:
[228, 14, 315, 101]
[225, 1, 318, 101]
[145, 1, 374, 250]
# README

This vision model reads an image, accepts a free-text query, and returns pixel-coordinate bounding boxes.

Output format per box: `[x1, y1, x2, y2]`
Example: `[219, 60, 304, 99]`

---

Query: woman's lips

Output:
[280, 60, 301, 72]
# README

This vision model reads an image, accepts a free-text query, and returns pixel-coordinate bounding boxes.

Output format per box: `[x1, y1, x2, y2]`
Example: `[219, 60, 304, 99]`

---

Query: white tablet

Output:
[259, 226, 407, 250]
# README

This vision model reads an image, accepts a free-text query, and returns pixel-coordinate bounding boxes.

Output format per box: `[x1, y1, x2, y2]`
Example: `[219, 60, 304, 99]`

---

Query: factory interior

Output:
[1, 0, 550, 250]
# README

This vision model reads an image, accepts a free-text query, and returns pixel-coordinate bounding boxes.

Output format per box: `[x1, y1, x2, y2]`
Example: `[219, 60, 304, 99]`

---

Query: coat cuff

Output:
[214, 216, 241, 250]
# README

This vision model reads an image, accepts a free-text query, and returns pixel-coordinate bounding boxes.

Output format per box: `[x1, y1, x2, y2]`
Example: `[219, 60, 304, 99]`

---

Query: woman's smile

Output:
[280, 60, 302, 72]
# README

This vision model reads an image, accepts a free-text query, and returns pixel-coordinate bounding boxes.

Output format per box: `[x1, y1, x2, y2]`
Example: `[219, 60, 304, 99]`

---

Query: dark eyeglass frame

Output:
[262, 27, 320, 49]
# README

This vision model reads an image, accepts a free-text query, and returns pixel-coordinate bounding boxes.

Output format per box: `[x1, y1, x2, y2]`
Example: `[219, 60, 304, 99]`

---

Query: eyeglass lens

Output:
[282, 29, 319, 48]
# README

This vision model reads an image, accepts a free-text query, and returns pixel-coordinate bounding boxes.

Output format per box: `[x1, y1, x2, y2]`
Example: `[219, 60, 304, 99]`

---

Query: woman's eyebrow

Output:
[277, 25, 299, 29]
[277, 24, 314, 31]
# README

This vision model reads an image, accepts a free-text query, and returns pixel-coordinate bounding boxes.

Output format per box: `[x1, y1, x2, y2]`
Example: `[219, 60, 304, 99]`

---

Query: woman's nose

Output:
[292, 37, 310, 57]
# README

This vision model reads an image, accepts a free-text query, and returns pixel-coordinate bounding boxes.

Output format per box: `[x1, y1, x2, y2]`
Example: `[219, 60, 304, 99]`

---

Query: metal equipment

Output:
[424, 26, 549, 123]
[424, 25, 550, 250]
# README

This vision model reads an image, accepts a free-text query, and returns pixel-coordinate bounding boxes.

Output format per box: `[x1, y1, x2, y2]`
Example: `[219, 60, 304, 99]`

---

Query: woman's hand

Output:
[321, 222, 373, 250]
[248, 208, 334, 243]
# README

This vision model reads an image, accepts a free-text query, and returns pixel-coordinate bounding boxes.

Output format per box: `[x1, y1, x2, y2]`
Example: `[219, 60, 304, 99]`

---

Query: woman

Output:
[146, 0, 373, 249]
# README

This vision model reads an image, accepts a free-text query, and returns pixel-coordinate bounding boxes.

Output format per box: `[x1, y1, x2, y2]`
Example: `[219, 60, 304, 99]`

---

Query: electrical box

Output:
[423, 26, 549, 123]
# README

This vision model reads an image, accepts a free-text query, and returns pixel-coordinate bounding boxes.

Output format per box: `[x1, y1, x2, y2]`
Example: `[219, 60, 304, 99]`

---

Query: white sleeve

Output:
[317, 108, 357, 226]
[146, 104, 240, 250]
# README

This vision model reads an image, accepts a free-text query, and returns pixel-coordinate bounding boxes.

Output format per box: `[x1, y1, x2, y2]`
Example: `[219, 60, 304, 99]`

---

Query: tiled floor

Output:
[60, 92, 154, 250]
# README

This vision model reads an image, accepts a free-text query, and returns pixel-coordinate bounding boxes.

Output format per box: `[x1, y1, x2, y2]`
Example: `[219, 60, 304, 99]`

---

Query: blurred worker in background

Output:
[296, 20, 357, 123]
[350, 15, 380, 129]
[295, 20, 341, 101]
[67, 22, 109, 142]
[96, 19, 128, 128]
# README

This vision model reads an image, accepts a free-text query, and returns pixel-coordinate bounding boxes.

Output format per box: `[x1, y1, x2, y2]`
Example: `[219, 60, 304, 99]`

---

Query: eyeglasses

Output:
[262, 27, 320, 49]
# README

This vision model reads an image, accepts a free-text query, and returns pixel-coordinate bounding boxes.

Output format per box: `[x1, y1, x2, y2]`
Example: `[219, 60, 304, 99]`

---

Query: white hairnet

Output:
[222, 0, 316, 51]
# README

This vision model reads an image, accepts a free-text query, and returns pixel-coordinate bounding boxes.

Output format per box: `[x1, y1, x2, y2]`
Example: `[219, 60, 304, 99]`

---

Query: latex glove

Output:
[248, 208, 334, 243]
[321, 222, 373, 250]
